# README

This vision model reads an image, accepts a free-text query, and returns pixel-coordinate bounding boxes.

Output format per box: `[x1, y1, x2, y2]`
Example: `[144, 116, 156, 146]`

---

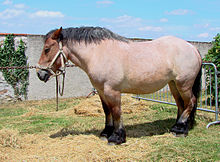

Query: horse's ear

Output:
[51, 27, 62, 40]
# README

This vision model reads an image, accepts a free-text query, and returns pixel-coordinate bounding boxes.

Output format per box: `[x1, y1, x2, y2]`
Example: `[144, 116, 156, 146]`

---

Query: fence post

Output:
[204, 63, 219, 128]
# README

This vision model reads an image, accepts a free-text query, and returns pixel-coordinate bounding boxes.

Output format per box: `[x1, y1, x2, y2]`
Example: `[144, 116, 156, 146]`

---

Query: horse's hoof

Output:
[108, 142, 116, 146]
[100, 125, 114, 139]
[170, 122, 188, 137]
[107, 128, 126, 145]
[100, 136, 108, 141]
[171, 132, 188, 137]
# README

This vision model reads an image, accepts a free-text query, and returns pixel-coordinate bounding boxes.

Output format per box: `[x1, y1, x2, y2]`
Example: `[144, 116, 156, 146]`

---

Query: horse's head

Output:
[37, 27, 68, 82]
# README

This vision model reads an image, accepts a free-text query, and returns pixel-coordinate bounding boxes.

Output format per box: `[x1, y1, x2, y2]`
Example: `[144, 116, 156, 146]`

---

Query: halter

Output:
[39, 41, 68, 98]
[47, 41, 68, 77]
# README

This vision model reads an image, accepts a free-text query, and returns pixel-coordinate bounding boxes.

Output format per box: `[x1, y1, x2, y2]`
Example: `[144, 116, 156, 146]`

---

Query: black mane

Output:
[46, 27, 129, 44]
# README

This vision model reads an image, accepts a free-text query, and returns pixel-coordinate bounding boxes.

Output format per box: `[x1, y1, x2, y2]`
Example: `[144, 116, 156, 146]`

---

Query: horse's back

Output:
[120, 36, 201, 94]
[146, 35, 202, 76]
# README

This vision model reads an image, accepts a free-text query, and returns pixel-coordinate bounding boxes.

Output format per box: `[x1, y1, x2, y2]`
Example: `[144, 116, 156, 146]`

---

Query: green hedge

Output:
[203, 33, 220, 105]
[0, 34, 29, 100]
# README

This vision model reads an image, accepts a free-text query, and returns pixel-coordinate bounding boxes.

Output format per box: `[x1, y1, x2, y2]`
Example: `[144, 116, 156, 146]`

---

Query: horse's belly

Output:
[121, 78, 170, 94]
[120, 64, 173, 94]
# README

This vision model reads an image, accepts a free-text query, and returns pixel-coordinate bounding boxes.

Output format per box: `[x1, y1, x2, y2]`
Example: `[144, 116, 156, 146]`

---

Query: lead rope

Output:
[56, 75, 59, 111]
[47, 41, 76, 111]
[53, 42, 67, 111]
[55, 70, 66, 111]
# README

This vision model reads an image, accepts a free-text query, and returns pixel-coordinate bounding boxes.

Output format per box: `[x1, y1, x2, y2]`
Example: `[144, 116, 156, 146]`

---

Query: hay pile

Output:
[1, 131, 166, 161]
[63, 95, 103, 117]
[62, 94, 152, 117]
[0, 94, 157, 161]
[0, 129, 22, 161]
[0, 129, 21, 149]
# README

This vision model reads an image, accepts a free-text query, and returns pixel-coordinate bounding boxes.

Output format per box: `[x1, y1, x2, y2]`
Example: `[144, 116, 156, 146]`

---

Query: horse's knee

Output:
[111, 106, 122, 120]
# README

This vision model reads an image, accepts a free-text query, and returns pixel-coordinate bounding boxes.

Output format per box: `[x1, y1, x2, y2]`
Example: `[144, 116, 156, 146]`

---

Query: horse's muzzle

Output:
[37, 69, 51, 82]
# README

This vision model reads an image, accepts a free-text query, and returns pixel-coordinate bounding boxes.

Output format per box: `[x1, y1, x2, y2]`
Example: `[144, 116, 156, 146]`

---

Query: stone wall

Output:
[26, 35, 93, 100]
[0, 34, 94, 102]
[131, 38, 213, 58]
[0, 34, 213, 102]
[0, 72, 15, 103]
[189, 41, 213, 58]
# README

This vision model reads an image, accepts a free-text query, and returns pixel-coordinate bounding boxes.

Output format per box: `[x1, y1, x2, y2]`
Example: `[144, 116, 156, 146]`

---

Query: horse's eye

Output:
[45, 48, 50, 54]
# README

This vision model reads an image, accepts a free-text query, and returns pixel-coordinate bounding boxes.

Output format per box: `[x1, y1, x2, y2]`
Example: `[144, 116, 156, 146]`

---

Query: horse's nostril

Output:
[43, 73, 50, 82]
[37, 70, 50, 82]
[37, 71, 41, 78]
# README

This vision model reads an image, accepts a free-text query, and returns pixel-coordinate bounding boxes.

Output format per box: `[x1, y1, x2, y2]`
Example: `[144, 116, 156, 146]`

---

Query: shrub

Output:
[0, 34, 29, 100]
[203, 33, 220, 106]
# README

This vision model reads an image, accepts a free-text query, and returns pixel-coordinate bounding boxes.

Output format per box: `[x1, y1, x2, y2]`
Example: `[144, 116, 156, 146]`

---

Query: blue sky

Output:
[0, 0, 219, 42]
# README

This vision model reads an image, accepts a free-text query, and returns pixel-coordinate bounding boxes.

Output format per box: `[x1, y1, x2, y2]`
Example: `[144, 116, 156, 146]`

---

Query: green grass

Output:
[0, 107, 27, 118]
[34, 98, 82, 112]
[147, 129, 220, 161]
[0, 97, 219, 161]
[20, 115, 74, 134]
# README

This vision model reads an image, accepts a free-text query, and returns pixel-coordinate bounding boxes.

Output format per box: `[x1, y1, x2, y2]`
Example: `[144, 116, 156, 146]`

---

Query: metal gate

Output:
[133, 63, 219, 128]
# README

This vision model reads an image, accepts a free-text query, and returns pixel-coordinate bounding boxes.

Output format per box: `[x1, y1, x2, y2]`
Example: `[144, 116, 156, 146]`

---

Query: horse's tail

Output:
[189, 63, 202, 128]
[193, 66, 202, 99]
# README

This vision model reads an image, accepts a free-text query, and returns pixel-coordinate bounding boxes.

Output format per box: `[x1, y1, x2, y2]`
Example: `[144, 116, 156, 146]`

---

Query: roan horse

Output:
[37, 27, 202, 145]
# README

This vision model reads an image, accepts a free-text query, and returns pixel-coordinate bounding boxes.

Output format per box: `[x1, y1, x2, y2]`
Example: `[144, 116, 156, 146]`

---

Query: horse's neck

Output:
[67, 42, 95, 72]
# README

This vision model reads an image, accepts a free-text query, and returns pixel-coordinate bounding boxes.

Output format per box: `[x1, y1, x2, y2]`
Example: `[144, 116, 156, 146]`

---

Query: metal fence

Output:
[133, 63, 219, 128]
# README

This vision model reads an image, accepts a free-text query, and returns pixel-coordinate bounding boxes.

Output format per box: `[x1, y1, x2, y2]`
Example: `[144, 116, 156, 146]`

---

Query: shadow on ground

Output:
[50, 118, 176, 139]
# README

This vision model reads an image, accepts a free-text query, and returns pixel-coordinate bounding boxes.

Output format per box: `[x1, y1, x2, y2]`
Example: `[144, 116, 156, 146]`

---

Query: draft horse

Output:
[37, 27, 202, 145]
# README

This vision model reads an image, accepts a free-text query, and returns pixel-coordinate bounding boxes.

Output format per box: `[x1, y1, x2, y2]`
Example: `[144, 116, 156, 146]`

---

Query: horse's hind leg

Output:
[170, 80, 197, 137]
[99, 96, 114, 140]
[168, 81, 184, 121]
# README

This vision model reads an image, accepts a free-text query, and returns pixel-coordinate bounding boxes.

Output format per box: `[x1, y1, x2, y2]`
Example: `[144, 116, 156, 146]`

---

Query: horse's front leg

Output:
[103, 87, 126, 145]
[99, 96, 114, 140]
